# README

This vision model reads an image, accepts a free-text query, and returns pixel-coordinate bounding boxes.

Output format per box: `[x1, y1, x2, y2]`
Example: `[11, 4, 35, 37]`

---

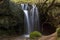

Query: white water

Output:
[21, 4, 39, 38]
[24, 10, 31, 34]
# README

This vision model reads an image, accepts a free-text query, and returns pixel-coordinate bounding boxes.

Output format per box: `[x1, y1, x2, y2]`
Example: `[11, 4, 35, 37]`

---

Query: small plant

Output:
[30, 31, 42, 39]
[56, 28, 60, 40]
[57, 28, 60, 37]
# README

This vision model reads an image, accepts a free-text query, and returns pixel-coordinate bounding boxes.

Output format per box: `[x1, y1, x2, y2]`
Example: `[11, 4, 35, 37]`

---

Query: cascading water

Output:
[21, 4, 30, 37]
[30, 5, 39, 31]
[21, 4, 39, 37]
[24, 10, 31, 34]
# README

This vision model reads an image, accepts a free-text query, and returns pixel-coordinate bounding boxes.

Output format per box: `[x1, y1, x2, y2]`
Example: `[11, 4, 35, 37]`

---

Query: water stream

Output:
[21, 4, 39, 37]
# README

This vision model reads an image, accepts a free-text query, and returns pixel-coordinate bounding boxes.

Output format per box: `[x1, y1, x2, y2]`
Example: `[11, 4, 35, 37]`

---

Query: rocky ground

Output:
[0, 32, 57, 40]
[40, 32, 57, 40]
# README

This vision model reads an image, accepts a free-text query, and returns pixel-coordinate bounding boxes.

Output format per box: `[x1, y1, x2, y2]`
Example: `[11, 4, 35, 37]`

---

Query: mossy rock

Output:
[57, 28, 60, 40]
[30, 31, 42, 39]
[57, 28, 60, 37]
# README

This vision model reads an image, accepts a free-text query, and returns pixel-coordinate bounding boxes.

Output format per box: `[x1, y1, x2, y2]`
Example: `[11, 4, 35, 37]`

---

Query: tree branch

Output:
[45, 0, 55, 14]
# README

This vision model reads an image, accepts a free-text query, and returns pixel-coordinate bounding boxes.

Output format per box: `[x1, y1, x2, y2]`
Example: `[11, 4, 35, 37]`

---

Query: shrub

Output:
[57, 28, 60, 37]
[30, 31, 42, 39]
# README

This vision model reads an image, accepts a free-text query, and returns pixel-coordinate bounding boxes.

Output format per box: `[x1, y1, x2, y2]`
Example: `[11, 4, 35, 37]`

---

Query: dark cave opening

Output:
[41, 23, 56, 35]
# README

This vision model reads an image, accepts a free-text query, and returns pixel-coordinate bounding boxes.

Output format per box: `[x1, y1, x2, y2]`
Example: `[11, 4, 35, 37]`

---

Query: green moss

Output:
[30, 31, 42, 39]
[57, 28, 60, 40]
[57, 28, 60, 37]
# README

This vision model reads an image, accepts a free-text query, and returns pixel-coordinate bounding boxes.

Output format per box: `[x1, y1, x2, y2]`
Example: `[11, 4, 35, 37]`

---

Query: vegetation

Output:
[36, 0, 60, 35]
[0, 0, 24, 36]
[57, 28, 60, 40]
[10, 0, 39, 4]
[30, 31, 42, 39]
[57, 28, 60, 37]
[0, 0, 60, 39]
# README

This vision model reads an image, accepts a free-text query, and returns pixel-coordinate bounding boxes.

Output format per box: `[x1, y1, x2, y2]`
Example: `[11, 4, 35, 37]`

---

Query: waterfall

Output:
[34, 7, 39, 30]
[21, 4, 39, 37]
[23, 10, 31, 34]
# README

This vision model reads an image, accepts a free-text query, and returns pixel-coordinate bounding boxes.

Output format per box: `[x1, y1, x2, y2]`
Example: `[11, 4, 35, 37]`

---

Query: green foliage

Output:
[37, 2, 60, 28]
[0, 30, 7, 36]
[57, 28, 60, 37]
[57, 28, 60, 40]
[10, 0, 39, 4]
[0, 0, 24, 36]
[30, 31, 42, 39]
